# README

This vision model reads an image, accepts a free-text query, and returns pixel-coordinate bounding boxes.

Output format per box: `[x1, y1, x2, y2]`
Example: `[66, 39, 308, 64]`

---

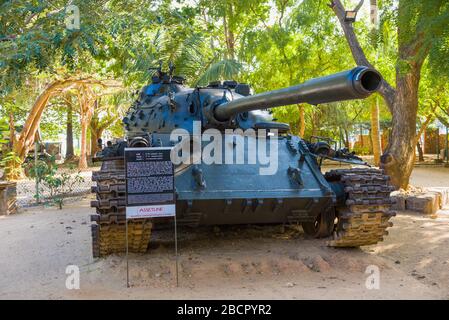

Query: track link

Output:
[90, 159, 152, 258]
[325, 168, 396, 247]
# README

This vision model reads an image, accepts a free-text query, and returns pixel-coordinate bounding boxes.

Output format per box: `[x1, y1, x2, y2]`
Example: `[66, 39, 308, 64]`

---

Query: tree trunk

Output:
[344, 128, 350, 148]
[414, 112, 435, 162]
[87, 129, 91, 158]
[66, 102, 74, 160]
[90, 129, 97, 158]
[79, 114, 89, 169]
[370, 99, 382, 166]
[89, 105, 117, 158]
[77, 92, 98, 169]
[8, 112, 15, 149]
[223, 4, 235, 60]
[298, 104, 305, 137]
[381, 71, 420, 189]
[416, 141, 424, 162]
[89, 101, 100, 159]
[90, 127, 104, 158]
[77, 90, 95, 170]
[360, 125, 364, 147]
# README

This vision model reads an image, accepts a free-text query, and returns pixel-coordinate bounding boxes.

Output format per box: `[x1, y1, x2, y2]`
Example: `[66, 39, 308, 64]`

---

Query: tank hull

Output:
[172, 134, 334, 226]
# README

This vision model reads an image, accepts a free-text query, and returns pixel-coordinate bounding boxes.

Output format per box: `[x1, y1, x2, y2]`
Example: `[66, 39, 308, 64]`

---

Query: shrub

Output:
[27, 158, 84, 209]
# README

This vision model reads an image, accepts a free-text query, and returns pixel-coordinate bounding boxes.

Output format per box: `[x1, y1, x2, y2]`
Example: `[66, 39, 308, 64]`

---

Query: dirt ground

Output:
[0, 166, 449, 300]
[409, 166, 449, 187]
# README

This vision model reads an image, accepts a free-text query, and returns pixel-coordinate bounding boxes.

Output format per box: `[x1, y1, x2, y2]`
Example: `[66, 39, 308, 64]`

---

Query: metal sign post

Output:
[174, 212, 178, 287]
[124, 147, 177, 288]
[126, 219, 129, 288]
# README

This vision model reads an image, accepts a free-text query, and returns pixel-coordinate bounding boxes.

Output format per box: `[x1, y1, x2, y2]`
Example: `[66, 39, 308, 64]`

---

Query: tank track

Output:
[325, 168, 396, 247]
[90, 159, 152, 258]
[90, 164, 395, 256]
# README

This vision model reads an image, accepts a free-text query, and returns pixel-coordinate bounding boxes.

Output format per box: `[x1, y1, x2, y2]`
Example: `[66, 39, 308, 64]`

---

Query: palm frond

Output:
[195, 59, 242, 86]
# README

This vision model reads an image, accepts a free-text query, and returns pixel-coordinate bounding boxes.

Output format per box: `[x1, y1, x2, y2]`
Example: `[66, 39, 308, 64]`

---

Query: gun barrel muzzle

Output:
[213, 66, 382, 122]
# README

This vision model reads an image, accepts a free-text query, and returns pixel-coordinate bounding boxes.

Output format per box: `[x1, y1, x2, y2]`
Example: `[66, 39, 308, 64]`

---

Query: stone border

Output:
[392, 187, 449, 215]
[0, 181, 17, 215]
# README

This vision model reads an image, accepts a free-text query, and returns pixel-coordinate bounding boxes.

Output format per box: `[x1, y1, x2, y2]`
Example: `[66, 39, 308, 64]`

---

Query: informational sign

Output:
[124, 147, 178, 288]
[125, 147, 175, 219]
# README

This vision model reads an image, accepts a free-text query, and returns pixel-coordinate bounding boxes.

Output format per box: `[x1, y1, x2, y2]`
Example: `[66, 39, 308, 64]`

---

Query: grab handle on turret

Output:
[213, 66, 381, 122]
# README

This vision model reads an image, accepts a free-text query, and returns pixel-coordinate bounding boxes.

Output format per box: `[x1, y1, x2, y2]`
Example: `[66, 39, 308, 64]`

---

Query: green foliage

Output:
[27, 158, 84, 209]
[0, 118, 21, 180]
[0, 151, 22, 180]
[352, 145, 372, 156]
[0, 1, 107, 92]
[195, 59, 242, 86]
[0, 117, 8, 145]
[378, 0, 449, 80]
[1, 0, 448, 158]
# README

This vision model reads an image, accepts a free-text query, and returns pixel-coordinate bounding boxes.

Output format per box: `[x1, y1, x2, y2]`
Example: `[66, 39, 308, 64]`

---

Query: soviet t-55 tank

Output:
[90, 65, 395, 257]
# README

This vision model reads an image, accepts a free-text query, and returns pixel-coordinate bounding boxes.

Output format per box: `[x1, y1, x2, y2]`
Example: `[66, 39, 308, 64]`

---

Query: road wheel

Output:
[302, 207, 335, 238]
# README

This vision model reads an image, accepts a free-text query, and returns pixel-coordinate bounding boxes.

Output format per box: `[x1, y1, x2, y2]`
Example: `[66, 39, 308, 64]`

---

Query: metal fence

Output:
[13, 166, 99, 207]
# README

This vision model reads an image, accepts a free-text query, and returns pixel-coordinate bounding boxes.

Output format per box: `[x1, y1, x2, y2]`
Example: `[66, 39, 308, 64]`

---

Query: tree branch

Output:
[328, 0, 396, 108]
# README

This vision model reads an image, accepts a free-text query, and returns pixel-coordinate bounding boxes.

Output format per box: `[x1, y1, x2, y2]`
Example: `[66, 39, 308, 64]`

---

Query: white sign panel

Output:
[126, 204, 176, 219]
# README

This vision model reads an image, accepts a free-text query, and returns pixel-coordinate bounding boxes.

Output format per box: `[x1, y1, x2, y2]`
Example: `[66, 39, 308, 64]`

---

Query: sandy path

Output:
[409, 167, 449, 187]
[0, 198, 448, 300]
[1, 166, 449, 300]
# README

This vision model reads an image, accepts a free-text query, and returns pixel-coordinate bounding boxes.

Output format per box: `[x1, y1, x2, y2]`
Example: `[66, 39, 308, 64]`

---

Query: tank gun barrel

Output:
[213, 66, 382, 122]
